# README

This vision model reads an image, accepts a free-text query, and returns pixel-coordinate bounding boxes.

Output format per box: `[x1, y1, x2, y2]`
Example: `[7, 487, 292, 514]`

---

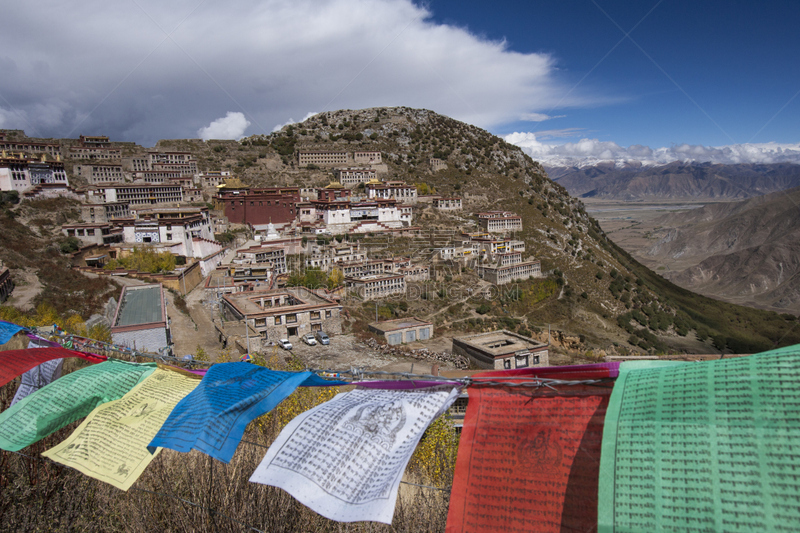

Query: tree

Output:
[327, 268, 344, 290]
[105, 246, 176, 273]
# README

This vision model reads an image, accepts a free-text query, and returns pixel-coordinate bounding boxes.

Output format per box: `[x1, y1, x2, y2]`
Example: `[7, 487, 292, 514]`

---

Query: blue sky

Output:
[429, 0, 800, 148]
[0, 0, 798, 164]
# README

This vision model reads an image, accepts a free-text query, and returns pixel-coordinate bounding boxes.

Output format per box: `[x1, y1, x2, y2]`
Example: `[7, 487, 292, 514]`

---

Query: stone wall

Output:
[112, 326, 168, 353]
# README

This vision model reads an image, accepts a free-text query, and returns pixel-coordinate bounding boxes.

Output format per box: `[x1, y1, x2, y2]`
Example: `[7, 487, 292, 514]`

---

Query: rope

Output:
[26, 326, 612, 389]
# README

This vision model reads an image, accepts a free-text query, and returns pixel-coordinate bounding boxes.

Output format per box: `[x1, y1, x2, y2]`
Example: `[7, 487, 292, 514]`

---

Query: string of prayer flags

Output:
[0, 320, 25, 345]
[43, 366, 202, 491]
[250, 385, 460, 524]
[475, 360, 620, 380]
[352, 380, 463, 389]
[26, 333, 65, 347]
[446, 364, 614, 532]
[597, 348, 800, 532]
[148, 362, 345, 463]
[0, 359, 156, 451]
[0, 346, 106, 388]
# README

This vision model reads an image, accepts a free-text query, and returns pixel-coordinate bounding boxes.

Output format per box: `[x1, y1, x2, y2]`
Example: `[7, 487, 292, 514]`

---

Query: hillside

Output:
[2, 107, 800, 355]
[547, 161, 800, 201]
[642, 187, 800, 313]
[0, 197, 118, 318]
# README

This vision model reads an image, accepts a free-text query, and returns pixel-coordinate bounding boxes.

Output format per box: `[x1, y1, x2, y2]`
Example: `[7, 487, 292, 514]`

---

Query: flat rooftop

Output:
[369, 317, 432, 333]
[115, 285, 164, 326]
[223, 287, 337, 316]
[454, 330, 547, 356]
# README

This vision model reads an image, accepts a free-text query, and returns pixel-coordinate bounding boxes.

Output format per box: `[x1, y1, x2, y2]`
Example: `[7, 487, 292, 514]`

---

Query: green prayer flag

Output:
[0, 359, 156, 451]
[598, 348, 800, 532]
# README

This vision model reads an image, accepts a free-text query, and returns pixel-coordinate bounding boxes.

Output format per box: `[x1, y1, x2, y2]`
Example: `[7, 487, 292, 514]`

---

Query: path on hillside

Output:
[166, 280, 220, 361]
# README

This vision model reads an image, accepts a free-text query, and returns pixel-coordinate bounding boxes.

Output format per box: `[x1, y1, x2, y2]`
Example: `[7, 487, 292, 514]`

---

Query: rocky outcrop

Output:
[363, 337, 469, 369]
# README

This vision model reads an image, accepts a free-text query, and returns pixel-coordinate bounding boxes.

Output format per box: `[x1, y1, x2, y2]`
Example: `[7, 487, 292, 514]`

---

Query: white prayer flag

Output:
[249, 386, 459, 524]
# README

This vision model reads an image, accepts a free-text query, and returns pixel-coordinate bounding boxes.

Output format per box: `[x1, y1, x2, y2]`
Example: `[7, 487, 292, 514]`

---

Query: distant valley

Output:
[562, 162, 800, 314]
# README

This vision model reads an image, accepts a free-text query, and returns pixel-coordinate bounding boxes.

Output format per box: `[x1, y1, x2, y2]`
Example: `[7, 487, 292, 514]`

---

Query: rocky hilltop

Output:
[2, 107, 799, 355]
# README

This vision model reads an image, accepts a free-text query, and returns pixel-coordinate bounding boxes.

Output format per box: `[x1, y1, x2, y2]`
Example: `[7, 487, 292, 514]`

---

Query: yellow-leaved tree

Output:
[105, 246, 176, 273]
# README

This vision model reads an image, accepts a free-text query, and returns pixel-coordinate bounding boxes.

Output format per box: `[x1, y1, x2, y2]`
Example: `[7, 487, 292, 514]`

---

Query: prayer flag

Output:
[250, 385, 460, 524]
[0, 346, 106, 388]
[43, 366, 201, 491]
[598, 348, 800, 532]
[148, 362, 343, 463]
[0, 320, 24, 345]
[11, 359, 64, 406]
[446, 366, 614, 532]
[0, 359, 156, 451]
[11, 339, 66, 405]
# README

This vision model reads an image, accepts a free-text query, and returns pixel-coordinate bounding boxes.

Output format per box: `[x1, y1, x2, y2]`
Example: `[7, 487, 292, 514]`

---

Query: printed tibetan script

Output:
[43, 366, 200, 491]
[446, 383, 612, 532]
[598, 349, 800, 533]
[250, 386, 459, 524]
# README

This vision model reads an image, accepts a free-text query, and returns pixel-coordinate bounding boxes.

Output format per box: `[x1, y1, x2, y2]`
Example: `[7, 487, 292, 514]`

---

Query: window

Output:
[504, 359, 512, 369]
[515, 354, 529, 369]
[325, 310, 332, 318]
[310, 311, 321, 320]
[533, 354, 540, 365]
[286, 314, 297, 324]
[274, 316, 282, 325]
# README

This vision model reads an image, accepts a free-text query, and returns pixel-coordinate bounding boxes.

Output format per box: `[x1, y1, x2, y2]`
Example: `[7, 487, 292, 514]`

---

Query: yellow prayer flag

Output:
[42, 366, 201, 491]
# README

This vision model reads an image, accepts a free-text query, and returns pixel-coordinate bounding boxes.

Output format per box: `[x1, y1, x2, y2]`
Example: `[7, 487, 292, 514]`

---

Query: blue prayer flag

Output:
[0, 321, 24, 345]
[147, 362, 343, 462]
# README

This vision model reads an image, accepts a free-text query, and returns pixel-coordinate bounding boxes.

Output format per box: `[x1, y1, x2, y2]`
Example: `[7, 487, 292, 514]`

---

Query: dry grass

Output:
[0, 362, 453, 532]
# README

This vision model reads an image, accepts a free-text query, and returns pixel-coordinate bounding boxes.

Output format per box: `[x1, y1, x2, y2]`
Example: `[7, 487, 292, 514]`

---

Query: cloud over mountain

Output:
[0, 0, 585, 146]
[198, 112, 251, 140]
[506, 132, 800, 167]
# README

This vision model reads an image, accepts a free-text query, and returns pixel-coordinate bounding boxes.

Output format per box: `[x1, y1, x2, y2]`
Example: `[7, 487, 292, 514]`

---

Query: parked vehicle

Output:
[315, 331, 330, 345]
[302, 333, 317, 346]
[277, 339, 293, 350]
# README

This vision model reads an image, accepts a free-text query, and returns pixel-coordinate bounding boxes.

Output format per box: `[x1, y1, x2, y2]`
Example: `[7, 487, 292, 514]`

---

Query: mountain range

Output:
[547, 161, 800, 201]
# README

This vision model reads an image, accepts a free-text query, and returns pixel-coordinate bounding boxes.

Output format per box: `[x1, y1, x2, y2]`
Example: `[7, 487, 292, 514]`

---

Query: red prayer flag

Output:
[0, 347, 106, 388]
[447, 374, 612, 532]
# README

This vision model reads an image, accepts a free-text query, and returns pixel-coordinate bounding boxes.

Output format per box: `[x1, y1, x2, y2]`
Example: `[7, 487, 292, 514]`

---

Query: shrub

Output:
[59, 236, 81, 254]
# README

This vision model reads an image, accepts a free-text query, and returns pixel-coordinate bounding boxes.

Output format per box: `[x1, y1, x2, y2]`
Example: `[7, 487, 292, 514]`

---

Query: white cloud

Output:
[533, 128, 586, 140]
[197, 112, 251, 140]
[506, 132, 800, 167]
[519, 112, 564, 122]
[0, 0, 588, 146]
[272, 112, 319, 133]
